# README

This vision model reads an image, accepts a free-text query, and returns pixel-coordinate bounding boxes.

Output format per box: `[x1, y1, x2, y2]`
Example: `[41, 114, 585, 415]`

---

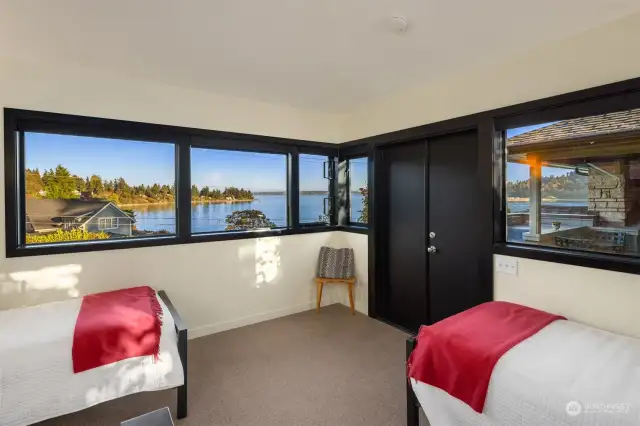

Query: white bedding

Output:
[0, 294, 184, 426]
[412, 320, 640, 426]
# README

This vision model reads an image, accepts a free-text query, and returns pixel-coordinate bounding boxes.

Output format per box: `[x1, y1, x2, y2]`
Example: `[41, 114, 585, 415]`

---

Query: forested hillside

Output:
[507, 170, 588, 199]
[26, 165, 254, 204]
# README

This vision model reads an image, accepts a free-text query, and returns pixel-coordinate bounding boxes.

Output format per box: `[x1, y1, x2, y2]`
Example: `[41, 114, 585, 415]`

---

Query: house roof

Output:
[507, 108, 640, 147]
[25, 198, 132, 232]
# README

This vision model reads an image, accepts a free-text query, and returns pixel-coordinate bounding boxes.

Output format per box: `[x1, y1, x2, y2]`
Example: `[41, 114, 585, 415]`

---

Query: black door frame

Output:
[371, 127, 493, 327]
[346, 76, 640, 327]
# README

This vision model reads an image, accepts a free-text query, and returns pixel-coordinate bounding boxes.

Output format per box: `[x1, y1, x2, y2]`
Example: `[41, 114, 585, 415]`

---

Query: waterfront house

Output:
[25, 198, 135, 236]
[507, 108, 640, 254]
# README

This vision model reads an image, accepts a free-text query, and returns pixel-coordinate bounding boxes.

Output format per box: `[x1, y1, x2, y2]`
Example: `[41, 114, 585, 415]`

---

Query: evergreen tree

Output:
[89, 175, 104, 195]
[25, 168, 44, 196]
[43, 165, 78, 199]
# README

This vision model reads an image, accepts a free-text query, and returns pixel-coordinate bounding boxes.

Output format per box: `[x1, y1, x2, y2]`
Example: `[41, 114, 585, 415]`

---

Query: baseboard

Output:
[189, 300, 339, 339]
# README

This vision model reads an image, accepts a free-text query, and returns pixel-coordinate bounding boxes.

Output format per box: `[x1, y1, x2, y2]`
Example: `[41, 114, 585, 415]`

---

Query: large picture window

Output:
[299, 153, 332, 225]
[505, 108, 640, 257]
[348, 157, 368, 224]
[190, 148, 288, 233]
[23, 132, 176, 246]
[4, 109, 341, 257]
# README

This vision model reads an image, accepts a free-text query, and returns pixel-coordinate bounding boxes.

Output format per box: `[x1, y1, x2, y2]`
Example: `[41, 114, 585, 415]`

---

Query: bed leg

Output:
[406, 336, 420, 426]
[177, 328, 188, 420]
[177, 384, 187, 420]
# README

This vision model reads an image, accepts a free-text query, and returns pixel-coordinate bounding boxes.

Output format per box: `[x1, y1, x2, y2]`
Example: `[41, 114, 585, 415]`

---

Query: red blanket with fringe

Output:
[407, 301, 565, 413]
[72, 286, 162, 373]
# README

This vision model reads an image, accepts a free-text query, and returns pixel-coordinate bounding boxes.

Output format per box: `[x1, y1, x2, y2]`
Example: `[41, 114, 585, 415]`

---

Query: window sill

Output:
[336, 225, 369, 235]
[8, 227, 340, 258]
[493, 243, 640, 275]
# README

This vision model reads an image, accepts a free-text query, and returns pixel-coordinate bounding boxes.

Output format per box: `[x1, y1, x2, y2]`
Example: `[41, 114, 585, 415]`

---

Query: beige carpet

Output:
[37, 304, 410, 426]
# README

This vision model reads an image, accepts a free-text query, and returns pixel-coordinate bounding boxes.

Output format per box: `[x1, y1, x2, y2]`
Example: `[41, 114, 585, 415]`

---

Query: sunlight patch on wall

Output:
[0, 264, 82, 297]
[236, 236, 282, 288]
[255, 237, 281, 287]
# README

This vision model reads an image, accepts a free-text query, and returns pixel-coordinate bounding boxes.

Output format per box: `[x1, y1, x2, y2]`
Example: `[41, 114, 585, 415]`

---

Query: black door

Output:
[377, 130, 480, 331]
[378, 140, 428, 332]
[427, 130, 480, 323]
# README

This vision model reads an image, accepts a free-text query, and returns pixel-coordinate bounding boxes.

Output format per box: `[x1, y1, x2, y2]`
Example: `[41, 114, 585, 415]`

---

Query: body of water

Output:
[132, 193, 366, 233]
[508, 200, 587, 213]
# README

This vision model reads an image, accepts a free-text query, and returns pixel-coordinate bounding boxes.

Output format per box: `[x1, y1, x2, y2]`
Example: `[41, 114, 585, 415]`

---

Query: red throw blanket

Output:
[72, 286, 163, 373]
[407, 301, 565, 413]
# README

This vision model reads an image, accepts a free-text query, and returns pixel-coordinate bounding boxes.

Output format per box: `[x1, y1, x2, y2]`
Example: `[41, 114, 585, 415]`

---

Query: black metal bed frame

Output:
[158, 290, 188, 420]
[406, 336, 420, 426]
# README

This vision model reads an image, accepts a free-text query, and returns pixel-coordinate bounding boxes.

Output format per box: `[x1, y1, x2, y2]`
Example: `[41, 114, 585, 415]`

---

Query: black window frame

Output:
[296, 147, 338, 228]
[492, 81, 640, 275]
[189, 137, 293, 234]
[346, 156, 369, 228]
[4, 108, 340, 258]
[338, 143, 370, 234]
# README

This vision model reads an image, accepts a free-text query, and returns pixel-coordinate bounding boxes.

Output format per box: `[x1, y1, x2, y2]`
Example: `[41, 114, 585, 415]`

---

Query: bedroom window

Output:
[17, 130, 177, 248]
[190, 148, 288, 233]
[299, 153, 334, 225]
[348, 157, 368, 225]
[5, 109, 340, 257]
[504, 107, 640, 258]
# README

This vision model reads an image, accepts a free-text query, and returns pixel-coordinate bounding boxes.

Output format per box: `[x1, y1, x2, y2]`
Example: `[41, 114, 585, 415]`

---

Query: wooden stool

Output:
[315, 277, 356, 315]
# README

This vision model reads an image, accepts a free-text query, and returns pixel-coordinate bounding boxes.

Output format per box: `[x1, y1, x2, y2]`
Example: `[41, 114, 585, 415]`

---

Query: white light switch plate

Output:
[495, 256, 518, 276]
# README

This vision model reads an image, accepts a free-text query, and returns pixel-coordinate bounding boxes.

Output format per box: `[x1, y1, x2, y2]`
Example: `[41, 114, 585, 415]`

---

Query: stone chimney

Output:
[588, 160, 638, 226]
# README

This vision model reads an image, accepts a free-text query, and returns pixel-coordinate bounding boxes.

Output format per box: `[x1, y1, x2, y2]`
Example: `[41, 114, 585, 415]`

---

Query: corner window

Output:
[348, 157, 368, 224]
[23, 132, 176, 246]
[505, 108, 640, 257]
[299, 153, 333, 225]
[190, 148, 288, 233]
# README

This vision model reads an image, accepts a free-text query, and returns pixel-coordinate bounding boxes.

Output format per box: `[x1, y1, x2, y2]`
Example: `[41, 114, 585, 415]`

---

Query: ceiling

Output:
[1, 0, 640, 113]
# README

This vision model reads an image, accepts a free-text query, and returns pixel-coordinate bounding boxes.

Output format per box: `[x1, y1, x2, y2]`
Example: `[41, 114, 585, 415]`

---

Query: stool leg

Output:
[348, 282, 355, 315]
[316, 280, 324, 313]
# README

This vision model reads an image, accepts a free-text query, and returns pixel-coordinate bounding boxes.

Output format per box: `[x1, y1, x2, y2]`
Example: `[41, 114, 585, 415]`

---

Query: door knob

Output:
[427, 246, 437, 253]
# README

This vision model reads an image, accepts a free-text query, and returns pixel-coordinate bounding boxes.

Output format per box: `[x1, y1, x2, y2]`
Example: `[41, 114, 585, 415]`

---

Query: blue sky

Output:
[25, 132, 340, 191]
[506, 122, 569, 181]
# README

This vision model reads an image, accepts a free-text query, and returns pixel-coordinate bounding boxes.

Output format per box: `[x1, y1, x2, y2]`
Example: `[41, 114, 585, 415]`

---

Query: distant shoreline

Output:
[119, 199, 255, 207]
[507, 197, 586, 203]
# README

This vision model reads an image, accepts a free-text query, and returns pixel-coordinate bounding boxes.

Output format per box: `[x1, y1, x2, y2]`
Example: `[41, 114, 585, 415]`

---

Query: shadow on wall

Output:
[0, 264, 83, 309]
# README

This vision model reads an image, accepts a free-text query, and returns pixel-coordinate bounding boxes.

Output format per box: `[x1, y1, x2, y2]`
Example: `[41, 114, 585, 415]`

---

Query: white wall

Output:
[0, 56, 346, 338]
[339, 13, 640, 337]
[0, 233, 347, 338]
[495, 256, 640, 338]
[343, 12, 640, 141]
[0, 57, 344, 143]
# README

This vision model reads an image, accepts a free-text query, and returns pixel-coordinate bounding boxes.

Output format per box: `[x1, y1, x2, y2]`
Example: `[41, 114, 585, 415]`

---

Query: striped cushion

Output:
[317, 247, 355, 279]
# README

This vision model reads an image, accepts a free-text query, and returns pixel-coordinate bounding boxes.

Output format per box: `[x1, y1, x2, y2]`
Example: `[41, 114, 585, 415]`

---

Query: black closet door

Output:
[379, 140, 428, 331]
[427, 130, 480, 323]
[375, 130, 482, 332]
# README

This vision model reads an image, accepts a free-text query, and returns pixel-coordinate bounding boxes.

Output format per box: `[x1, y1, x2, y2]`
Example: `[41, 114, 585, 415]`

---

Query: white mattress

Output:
[0, 294, 184, 426]
[412, 320, 640, 426]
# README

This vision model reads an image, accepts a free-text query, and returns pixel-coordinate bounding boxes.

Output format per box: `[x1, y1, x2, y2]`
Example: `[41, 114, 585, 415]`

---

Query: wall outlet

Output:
[496, 256, 518, 276]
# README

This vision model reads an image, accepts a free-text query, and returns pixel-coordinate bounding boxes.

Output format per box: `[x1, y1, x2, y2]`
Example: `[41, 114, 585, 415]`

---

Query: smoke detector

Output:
[390, 16, 408, 34]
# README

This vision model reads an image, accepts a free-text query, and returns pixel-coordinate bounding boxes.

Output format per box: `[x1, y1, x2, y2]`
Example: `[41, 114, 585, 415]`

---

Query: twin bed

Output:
[0, 289, 187, 426]
[406, 302, 640, 426]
